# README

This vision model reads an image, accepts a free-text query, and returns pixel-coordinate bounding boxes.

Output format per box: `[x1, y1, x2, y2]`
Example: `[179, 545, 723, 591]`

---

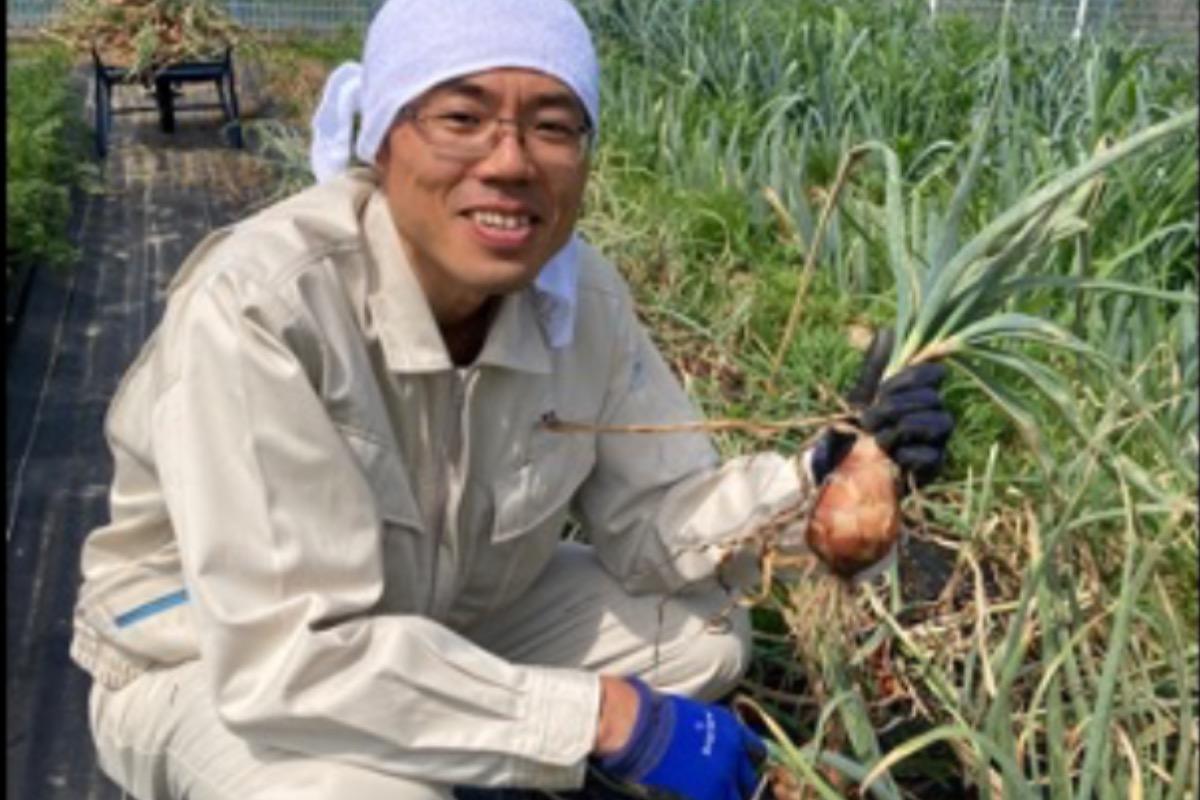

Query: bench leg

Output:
[214, 76, 241, 146]
[224, 68, 244, 149]
[154, 78, 176, 133]
[215, 76, 229, 118]
[95, 77, 116, 158]
[93, 74, 107, 158]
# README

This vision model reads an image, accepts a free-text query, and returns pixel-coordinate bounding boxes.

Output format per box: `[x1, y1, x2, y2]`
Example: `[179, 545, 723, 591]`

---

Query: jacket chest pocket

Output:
[492, 429, 595, 543]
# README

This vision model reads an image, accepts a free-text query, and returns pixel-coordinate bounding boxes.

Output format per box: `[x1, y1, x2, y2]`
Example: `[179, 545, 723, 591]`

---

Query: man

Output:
[71, 1, 952, 799]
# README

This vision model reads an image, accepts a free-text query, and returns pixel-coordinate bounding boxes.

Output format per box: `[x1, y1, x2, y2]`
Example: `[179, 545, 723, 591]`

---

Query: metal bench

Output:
[91, 46, 244, 158]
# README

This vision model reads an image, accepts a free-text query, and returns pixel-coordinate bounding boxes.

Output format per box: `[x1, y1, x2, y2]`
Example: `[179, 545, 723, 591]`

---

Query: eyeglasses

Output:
[400, 106, 593, 167]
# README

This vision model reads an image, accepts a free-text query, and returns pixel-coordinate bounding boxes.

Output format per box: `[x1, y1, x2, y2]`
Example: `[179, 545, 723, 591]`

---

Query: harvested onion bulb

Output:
[806, 434, 901, 579]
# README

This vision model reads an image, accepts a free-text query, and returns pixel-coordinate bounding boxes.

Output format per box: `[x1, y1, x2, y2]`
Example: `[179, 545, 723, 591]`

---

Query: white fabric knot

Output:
[309, 62, 364, 184]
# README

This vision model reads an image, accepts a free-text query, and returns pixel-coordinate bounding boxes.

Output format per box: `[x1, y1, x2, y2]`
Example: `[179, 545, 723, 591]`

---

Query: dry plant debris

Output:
[46, 0, 241, 82]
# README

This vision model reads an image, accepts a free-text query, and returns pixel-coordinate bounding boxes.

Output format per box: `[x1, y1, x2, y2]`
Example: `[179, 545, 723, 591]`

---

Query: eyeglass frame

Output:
[396, 102, 594, 167]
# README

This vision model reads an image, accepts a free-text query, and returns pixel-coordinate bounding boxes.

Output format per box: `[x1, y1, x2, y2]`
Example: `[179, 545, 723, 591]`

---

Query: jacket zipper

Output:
[427, 367, 473, 618]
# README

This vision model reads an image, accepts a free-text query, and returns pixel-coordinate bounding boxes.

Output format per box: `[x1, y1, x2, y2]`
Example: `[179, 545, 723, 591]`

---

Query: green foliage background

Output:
[6, 40, 83, 280]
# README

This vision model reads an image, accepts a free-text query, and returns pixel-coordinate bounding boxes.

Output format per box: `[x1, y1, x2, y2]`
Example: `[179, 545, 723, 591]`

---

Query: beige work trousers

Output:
[90, 543, 752, 800]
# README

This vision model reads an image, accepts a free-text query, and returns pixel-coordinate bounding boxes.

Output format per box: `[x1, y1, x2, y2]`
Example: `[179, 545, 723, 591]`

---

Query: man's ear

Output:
[376, 110, 410, 172]
[375, 135, 392, 171]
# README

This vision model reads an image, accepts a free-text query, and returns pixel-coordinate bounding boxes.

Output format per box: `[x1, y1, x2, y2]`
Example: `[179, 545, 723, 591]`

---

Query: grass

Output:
[233, 27, 360, 205]
[6, 38, 87, 282]
[207, 2, 1199, 796]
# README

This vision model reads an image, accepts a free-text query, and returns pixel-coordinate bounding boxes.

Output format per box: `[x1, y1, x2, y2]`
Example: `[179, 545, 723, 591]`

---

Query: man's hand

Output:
[860, 361, 954, 487]
[811, 329, 954, 489]
[593, 677, 764, 800]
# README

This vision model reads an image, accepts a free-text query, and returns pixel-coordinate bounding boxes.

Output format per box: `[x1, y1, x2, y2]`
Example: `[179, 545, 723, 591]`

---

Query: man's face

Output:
[376, 68, 591, 322]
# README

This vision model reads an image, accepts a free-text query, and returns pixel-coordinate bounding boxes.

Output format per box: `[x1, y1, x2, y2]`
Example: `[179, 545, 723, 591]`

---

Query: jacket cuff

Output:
[798, 447, 819, 486]
[510, 667, 601, 788]
[711, 455, 815, 591]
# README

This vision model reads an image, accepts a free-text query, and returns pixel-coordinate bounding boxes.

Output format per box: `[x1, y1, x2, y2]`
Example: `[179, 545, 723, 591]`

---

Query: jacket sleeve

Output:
[152, 271, 598, 790]
[574, 284, 819, 596]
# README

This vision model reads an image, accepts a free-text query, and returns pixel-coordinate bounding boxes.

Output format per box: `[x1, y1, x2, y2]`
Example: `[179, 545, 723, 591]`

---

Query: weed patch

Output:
[6, 40, 86, 282]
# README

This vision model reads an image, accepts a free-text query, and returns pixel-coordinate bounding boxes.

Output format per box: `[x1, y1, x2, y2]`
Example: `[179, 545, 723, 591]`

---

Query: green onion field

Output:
[20, 0, 1198, 795]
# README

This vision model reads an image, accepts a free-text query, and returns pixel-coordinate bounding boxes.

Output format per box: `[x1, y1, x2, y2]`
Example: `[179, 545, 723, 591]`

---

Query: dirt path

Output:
[5, 68, 275, 799]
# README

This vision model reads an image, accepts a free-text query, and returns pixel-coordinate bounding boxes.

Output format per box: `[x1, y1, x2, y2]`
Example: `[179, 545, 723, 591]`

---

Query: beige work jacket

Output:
[70, 168, 815, 788]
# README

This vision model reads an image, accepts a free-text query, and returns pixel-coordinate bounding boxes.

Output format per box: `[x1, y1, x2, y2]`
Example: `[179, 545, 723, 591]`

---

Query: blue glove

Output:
[595, 678, 765, 800]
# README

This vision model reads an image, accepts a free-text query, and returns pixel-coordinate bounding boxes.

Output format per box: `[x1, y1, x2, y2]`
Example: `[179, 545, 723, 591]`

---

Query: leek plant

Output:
[758, 98, 1196, 796]
[576, 2, 1197, 795]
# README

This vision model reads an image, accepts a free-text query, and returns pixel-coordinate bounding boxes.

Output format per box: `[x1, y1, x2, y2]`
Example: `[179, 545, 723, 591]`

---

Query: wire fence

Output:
[7, 0, 384, 32]
[939, 0, 1198, 52]
[7, 0, 1198, 55]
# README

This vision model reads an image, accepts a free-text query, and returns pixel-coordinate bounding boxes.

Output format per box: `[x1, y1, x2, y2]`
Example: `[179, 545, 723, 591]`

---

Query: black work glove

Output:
[810, 329, 954, 489]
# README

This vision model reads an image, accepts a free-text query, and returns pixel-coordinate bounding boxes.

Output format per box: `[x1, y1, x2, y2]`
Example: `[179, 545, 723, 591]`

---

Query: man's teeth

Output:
[471, 211, 533, 230]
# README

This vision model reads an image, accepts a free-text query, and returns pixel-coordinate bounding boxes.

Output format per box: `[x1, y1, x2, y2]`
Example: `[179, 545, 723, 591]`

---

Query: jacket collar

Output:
[360, 188, 553, 375]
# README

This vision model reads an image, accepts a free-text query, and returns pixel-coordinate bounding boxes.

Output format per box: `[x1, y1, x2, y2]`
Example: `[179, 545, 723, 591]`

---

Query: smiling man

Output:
[373, 68, 592, 363]
[70, 2, 953, 799]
